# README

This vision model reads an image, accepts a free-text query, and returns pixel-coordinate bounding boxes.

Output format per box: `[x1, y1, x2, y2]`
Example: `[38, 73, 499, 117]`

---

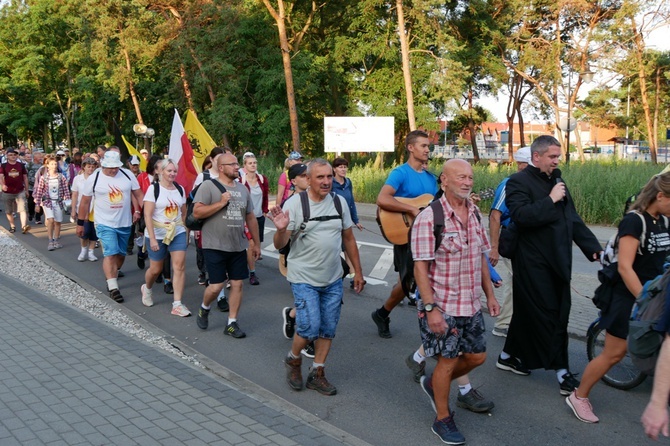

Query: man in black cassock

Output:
[495, 135, 602, 396]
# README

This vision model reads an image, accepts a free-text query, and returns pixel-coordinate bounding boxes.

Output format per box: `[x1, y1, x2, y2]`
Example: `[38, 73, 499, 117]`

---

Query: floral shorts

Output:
[418, 310, 486, 359]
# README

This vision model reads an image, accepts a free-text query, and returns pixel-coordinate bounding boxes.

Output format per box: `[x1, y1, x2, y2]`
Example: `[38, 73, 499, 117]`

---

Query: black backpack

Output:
[278, 191, 345, 274]
[184, 174, 227, 231]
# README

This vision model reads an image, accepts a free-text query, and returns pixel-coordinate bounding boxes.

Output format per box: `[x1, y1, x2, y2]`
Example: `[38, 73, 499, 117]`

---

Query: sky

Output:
[480, 24, 670, 123]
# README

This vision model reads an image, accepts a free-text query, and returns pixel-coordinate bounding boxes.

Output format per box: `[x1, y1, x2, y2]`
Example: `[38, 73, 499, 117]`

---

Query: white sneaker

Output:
[78, 250, 87, 261]
[88, 252, 98, 262]
[171, 303, 191, 317]
[141, 284, 154, 307]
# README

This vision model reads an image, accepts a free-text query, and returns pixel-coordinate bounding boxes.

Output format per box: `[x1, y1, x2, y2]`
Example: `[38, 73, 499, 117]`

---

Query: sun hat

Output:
[288, 151, 303, 161]
[514, 146, 531, 164]
[100, 151, 124, 168]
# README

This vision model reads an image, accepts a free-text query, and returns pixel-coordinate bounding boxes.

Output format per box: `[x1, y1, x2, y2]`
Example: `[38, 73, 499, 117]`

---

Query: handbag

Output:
[498, 222, 518, 259]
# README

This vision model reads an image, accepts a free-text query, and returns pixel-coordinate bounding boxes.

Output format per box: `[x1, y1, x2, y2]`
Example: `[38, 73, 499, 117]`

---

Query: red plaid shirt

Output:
[410, 196, 490, 317]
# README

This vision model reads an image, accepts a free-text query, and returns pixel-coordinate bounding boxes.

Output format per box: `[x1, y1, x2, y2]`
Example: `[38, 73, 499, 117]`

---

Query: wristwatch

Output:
[424, 303, 436, 312]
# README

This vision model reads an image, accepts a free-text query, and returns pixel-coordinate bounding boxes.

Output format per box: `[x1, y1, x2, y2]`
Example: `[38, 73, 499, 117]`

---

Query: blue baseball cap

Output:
[288, 151, 303, 160]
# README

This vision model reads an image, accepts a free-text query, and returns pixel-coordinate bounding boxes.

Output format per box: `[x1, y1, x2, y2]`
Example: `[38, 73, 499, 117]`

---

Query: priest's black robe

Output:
[503, 165, 602, 370]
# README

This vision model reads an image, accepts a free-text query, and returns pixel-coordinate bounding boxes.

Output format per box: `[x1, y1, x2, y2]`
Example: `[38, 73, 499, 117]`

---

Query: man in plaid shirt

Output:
[411, 159, 500, 445]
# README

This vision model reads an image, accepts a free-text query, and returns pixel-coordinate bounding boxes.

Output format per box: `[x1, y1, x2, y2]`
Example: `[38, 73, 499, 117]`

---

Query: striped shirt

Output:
[410, 196, 490, 317]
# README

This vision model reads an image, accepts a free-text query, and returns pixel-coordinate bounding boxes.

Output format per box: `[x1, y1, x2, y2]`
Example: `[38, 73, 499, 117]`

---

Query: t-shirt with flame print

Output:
[143, 183, 186, 240]
[81, 168, 140, 227]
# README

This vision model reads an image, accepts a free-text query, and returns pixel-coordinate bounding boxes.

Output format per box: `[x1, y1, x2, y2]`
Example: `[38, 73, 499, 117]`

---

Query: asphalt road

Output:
[7, 215, 659, 446]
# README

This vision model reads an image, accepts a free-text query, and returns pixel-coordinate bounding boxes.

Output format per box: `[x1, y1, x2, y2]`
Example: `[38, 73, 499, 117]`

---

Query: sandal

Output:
[21, 225, 30, 234]
[8, 226, 15, 233]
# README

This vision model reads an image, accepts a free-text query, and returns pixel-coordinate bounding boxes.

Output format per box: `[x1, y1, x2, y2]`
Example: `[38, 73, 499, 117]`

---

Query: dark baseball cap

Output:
[288, 163, 307, 180]
[6, 148, 17, 154]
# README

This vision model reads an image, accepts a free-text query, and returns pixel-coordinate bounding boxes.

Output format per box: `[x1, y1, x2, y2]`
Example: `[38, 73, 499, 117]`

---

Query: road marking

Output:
[369, 248, 394, 280]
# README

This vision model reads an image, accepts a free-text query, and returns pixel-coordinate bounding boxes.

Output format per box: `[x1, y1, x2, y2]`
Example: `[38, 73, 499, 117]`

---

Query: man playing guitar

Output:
[372, 130, 437, 338]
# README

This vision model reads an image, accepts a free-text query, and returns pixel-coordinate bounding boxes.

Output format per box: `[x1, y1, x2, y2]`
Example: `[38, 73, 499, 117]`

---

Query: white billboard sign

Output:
[324, 117, 395, 153]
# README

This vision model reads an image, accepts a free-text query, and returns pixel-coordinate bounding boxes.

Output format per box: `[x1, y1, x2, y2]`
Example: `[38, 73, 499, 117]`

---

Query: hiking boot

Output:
[164, 281, 174, 294]
[456, 388, 495, 413]
[140, 284, 154, 307]
[566, 391, 599, 423]
[282, 307, 295, 339]
[491, 327, 508, 337]
[217, 297, 229, 312]
[496, 355, 530, 376]
[109, 288, 124, 303]
[559, 372, 580, 396]
[171, 303, 191, 317]
[224, 321, 246, 338]
[432, 413, 466, 445]
[285, 355, 303, 391]
[405, 354, 426, 383]
[371, 310, 392, 338]
[196, 307, 210, 329]
[420, 376, 437, 413]
[306, 366, 337, 396]
[249, 272, 260, 285]
[301, 342, 315, 359]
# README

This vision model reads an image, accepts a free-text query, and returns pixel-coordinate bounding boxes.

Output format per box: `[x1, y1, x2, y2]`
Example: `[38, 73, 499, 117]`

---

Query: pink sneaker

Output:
[140, 284, 154, 307]
[566, 391, 599, 423]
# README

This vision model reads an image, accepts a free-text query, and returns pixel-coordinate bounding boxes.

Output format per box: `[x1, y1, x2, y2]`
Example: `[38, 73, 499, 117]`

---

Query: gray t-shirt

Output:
[193, 179, 253, 252]
[284, 193, 353, 286]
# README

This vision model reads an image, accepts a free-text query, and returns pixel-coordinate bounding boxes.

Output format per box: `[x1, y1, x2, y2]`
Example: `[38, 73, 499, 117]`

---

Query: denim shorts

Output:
[96, 224, 132, 257]
[203, 249, 248, 284]
[419, 310, 486, 359]
[145, 231, 187, 262]
[290, 280, 343, 341]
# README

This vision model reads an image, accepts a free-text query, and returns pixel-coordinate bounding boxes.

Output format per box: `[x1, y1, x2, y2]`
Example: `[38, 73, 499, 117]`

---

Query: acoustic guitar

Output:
[376, 188, 495, 245]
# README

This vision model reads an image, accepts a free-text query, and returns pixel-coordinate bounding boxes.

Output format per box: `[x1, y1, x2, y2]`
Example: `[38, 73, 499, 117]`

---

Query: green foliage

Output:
[342, 158, 661, 226]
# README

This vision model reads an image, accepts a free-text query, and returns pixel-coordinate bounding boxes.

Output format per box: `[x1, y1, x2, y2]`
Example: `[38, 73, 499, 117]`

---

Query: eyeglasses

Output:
[220, 162, 239, 167]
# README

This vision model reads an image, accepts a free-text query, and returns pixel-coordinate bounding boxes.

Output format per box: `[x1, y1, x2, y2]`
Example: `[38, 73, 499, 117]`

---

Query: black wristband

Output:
[77, 219, 85, 226]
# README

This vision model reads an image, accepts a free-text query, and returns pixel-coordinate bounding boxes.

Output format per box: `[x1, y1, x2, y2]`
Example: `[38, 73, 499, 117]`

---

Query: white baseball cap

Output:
[514, 147, 531, 163]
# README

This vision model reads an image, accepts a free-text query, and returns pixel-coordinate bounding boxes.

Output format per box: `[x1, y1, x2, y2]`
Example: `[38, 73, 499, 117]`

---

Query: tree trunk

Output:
[629, 14, 657, 163]
[467, 88, 480, 163]
[180, 64, 195, 115]
[396, 0, 416, 131]
[122, 47, 144, 125]
[263, 0, 300, 153]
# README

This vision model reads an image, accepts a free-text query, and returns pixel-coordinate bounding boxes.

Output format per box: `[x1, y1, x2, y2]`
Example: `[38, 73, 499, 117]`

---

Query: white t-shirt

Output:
[71, 174, 91, 212]
[143, 183, 186, 240]
[81, 169, 140, 227]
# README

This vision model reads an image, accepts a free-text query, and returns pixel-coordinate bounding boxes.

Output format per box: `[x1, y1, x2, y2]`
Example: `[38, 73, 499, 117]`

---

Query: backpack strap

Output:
[299, 191, 311, 223]
[429, 200, 445, 253]
[152, 181, 184, 201]
[92, 171, 100, 194]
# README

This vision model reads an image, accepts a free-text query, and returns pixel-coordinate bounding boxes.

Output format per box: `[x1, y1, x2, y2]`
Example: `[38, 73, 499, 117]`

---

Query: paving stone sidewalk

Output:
[0, 272, 368, 446]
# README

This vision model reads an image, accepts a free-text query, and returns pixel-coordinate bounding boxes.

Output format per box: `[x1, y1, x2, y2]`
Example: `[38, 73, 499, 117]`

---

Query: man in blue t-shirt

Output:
[488, 146, 530, 337]
[372, 130, 437, 339]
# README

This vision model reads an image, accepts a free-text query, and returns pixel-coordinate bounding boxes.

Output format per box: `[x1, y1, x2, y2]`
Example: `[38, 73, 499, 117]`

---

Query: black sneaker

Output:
[405, 354, 426, 383]
[432, 413, 465, 445]
[217, 297, 229, 312]
[164, 281, 174, 294]
[420, 376, 437, 413]
[117, 270, 125, 278]
[301, 342, 315, 358]
[225, 321, 246, 338]
[559, 372, 580, 396]
[109, 288, 124, 303]
[155, 273, 163, 284]
[371, 310, 392, 338]
[197, 307, 210, 329]
[282, 307, 295, 339]
[496, 355, 531, 376]
[306, 366, 337, 396]
[137, 253, 146, 270]
[456, 388, 495, 413]
[198, 273, 208, 286]
[249, 273, 260, 286]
